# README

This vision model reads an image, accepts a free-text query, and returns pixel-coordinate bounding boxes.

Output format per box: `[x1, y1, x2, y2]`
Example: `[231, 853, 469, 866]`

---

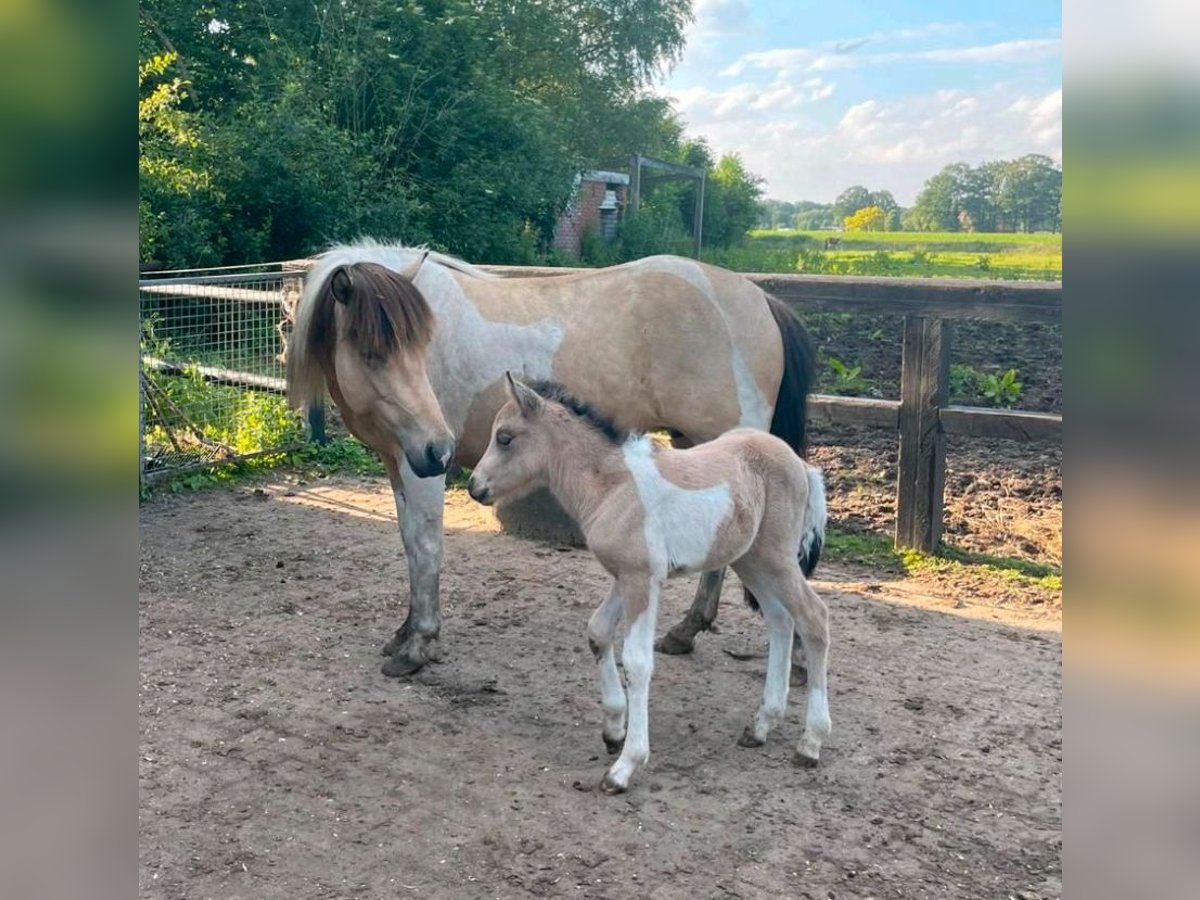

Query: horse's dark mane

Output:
[527, 380, 629, 445]
[308, 262, 434, 364]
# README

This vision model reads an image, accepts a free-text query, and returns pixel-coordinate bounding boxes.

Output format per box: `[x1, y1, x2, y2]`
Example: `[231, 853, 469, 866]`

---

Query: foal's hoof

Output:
[655, 630, 695, 656]
[602, 734, 625, 755]
[792, 749, 820, 769]
[790, 664, 809, 687]
[737, 727, 765, 748]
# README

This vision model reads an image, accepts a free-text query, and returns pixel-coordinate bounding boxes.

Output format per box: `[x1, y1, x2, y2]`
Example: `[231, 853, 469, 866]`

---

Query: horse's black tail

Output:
[765, 293, 818, 458]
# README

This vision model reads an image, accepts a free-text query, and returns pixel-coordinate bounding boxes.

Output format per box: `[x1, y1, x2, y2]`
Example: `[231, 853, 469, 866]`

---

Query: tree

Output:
[994, 154, 1062, 232]
[832, 185, 873, 221]
[138, 0, 697, 267]
[844, 205, 886, 231]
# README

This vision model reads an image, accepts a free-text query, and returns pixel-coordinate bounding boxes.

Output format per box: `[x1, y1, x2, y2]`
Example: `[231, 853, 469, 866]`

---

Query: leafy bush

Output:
[824, 356, 870, 395]
[950, 364, 1022, 408]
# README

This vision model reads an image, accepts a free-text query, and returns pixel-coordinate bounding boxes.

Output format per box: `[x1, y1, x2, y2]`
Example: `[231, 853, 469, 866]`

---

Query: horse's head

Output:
[468, 374, 552, 505]
[288, 254, 454, 478]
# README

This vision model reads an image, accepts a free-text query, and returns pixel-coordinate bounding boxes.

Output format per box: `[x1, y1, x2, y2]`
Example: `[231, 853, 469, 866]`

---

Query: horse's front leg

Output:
[380, 458, 447, 677]
[655, 568, 726, 655]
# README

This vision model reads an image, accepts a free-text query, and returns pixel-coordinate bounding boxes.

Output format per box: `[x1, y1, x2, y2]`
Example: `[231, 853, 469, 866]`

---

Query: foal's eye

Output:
[496, 431, 513, 447]
[360, 350, 385, 367]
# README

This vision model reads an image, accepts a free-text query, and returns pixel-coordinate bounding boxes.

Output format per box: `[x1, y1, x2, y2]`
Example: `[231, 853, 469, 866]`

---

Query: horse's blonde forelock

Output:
[286, 245, 438, 412]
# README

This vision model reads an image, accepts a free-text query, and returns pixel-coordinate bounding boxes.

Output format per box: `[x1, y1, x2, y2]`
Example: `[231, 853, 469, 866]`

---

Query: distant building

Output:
[553, 170, 629, 256]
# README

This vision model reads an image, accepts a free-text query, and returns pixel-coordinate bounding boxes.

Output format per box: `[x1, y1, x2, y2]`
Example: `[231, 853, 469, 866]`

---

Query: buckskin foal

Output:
[469, 375, 832, 793]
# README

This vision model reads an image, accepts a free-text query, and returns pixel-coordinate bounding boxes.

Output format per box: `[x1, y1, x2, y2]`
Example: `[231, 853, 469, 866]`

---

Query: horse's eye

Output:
[361, 350, 385, 367]
[497, 431, 513, 447]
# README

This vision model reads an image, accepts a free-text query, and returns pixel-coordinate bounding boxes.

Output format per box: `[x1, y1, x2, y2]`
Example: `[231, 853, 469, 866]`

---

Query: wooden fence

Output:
[484, 266, 1063, 554]
[149, 261, 1061, 553]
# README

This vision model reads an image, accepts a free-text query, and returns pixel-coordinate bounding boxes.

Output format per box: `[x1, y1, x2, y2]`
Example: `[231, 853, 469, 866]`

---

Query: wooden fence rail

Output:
[482, 265, 1062, 554]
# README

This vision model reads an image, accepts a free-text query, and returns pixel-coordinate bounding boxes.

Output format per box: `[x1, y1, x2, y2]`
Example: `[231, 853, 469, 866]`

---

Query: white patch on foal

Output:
[631, 256, 770, 429]
[622, 436, 732, 576]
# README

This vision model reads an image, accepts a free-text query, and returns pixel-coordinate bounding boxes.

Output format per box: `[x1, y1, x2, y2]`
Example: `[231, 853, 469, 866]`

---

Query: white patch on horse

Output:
[622, 436, 732, 576]
[321, 244, 565, 435]
[419, 266, 565, 433]
[632, 257, 770, 429]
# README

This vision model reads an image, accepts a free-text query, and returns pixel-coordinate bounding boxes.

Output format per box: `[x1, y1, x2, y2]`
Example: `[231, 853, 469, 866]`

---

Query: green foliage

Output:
[139, 0, 695, 268]
[981, 369, 1023, 408]
[908, 155, 1061, 233]
[822, 528, 1062, 592]
[824, 356, 870, 395]
[950, 364, 1023, 408]
[735, 230, 1061, 281]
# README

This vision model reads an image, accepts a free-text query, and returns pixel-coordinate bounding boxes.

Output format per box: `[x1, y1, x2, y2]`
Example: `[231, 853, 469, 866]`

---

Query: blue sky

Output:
[658, 1, 1062, 204]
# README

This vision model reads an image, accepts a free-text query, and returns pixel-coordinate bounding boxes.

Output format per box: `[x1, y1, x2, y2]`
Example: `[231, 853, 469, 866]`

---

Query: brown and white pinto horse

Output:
[286, 242, 816, 676]
[469, 376, 831, 792]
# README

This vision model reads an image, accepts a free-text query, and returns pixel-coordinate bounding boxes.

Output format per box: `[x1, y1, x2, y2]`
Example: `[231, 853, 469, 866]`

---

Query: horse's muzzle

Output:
[407, 438, 455, 479]
[467, 477, 491, 505]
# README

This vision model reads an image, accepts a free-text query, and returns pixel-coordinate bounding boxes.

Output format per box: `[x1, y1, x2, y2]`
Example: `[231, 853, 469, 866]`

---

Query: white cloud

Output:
[665, 86, 1062, 203]
[724, 37, 1060, 77]
[687, 0, 754, 44]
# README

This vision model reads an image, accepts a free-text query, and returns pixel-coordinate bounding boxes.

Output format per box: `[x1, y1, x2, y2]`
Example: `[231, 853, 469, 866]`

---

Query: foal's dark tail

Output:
[765, 293, 818, 458]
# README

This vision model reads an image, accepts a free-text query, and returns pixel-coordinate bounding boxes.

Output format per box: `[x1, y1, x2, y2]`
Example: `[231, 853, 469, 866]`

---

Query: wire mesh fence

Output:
[139, 264, 313, 480]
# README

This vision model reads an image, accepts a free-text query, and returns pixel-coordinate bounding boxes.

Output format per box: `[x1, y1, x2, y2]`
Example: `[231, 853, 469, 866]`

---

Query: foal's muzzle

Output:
[406, 438, 455, 479]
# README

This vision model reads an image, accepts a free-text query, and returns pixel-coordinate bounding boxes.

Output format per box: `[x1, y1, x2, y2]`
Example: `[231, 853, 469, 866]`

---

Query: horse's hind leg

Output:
[656, 568, 726, 655]
[587, 584, 627, 754]
[733, 565, 795, 748]
[790, 576, 832, 767]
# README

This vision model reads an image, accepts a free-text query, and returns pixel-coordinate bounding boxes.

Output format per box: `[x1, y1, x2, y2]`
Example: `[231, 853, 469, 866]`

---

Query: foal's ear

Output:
[330, 266, 354, 305]
[505, 372, 542, 416]
[398, 250, 430, 282]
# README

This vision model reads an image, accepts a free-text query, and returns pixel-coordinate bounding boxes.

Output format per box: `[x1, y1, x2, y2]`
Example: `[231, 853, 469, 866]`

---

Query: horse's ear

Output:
[330, 266, 354, 305]
[398, 250, 429, 282]
[505, 372, 542, 416]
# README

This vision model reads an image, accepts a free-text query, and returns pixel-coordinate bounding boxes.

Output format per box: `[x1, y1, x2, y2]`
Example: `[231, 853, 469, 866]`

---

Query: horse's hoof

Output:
[381, 652, 428, 677]
[790, 664, 809, 686]
[792, 749, 820, 768]
[737, 727, 765, 748]
[655, 630, 695, 655]
[603, 734, 625, 755]
[600, 772, 628, 795]
[380, 638, 398, 657]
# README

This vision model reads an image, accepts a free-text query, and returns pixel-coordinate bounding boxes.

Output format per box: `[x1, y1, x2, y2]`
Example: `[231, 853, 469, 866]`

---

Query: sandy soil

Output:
[139, 476, 1060, 899]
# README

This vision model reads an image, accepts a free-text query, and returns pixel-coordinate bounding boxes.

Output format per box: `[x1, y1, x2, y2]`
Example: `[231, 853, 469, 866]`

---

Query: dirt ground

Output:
[139, 475, 1061, 900]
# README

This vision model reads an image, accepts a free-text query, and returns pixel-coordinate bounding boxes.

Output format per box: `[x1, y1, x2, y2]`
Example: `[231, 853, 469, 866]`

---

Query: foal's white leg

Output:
[587, 585, 627, 753]
[735, 580, 795, 748]
[603, 577, 660, 794]
[792, 577, 832, 767]
[381, 458, 447, 677]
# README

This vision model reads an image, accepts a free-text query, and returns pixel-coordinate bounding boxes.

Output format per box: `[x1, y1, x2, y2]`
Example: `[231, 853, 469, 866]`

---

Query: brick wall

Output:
[553, 180, 624, 256]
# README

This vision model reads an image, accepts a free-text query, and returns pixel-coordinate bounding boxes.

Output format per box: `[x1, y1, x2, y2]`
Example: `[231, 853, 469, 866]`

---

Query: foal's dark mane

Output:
[527, 380, 630, 445]
[309, 262, 435, 364]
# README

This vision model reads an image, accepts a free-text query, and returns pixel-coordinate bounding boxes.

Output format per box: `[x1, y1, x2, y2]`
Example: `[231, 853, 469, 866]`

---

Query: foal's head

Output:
[468, 374, 625, 505]
[288, 253, 454, 478]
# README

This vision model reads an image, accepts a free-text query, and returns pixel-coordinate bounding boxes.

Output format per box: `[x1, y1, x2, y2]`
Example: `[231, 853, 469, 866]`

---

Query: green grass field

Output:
[704, 229, 1062, 280]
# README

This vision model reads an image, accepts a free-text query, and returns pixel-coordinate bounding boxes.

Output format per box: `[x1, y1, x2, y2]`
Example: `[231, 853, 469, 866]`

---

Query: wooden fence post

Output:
[895, 316, 950, 553]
